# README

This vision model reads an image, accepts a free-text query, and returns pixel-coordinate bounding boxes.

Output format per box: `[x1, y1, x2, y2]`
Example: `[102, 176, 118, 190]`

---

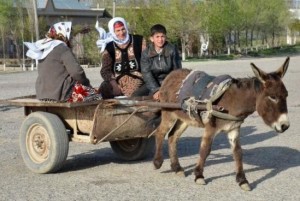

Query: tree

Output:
[117, 0, 165, 38]
[82, 30, 101, 66]
[257, 0, 290, 47]
[202, 0, 228, 54]
[0, 0, 13, 68]
[288, 18, 300, 44]
[10, 0, 26, 67]
[163, 0, 203, 60]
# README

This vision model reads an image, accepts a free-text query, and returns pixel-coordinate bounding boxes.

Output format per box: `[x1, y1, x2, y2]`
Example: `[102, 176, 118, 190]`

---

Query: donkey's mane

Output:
[232, 76, 262, 92]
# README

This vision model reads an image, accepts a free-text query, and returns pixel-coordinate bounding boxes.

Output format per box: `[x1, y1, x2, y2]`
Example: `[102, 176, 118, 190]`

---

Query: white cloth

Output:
[95, 17, 130, 53]
[24, 39, 65, 60]
[52, 21, 72, 40]
[24, 21, 72, 60]
[95, 21, 113, 53]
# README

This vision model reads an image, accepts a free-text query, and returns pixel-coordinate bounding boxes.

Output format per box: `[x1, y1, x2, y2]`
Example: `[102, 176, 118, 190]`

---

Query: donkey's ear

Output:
[251, 63, 267, 83]
[276, 57, 289, 78]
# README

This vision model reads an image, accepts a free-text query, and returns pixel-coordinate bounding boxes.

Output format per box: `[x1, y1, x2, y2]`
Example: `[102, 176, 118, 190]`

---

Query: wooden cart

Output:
[0, 96, 162, 174]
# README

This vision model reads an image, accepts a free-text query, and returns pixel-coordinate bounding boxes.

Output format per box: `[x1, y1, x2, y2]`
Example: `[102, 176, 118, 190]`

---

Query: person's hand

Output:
[110, 79, 123, 96]
[94, 87, 100, 94]
[153, 91, 160, 101]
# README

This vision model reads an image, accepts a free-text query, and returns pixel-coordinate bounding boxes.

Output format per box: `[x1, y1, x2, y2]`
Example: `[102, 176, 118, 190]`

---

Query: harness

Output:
[178, 70, 244, 122]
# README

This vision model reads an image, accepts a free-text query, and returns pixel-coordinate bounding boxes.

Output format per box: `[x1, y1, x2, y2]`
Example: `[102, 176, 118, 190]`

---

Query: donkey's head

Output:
[251, 57, 290, 133]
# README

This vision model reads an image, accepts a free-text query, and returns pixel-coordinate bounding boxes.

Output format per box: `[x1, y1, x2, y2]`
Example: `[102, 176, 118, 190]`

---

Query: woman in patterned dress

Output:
[96, 17, 147, 99]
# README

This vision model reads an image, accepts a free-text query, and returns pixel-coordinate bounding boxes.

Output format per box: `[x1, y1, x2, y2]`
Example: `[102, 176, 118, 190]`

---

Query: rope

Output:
[96, 106, 148, 144]
[147, 129, 157, 138]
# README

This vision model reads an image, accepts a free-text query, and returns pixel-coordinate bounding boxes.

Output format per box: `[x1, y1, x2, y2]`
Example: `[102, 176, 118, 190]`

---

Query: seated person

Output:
[139, 24, 182, 101]
[95, 17, 146, 99]
[24, 22, 101, 103]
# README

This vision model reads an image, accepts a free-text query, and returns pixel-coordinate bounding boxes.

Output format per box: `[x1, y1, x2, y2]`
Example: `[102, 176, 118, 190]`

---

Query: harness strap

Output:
[183, 79, 244, 122]
[210, 110, 244, 121]
[202, 80, 244, 122]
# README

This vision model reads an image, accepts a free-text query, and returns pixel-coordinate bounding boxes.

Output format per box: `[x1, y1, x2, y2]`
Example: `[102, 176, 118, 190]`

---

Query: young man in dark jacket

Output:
[140, 24, 182, 100]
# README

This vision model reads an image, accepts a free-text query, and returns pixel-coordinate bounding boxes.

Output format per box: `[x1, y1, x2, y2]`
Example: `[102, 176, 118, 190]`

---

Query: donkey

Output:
[153, 57, 290, 191]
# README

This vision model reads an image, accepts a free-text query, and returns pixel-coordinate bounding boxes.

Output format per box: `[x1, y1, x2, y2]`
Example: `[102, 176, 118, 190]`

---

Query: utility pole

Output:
[32, 0, 39, 40]
[32, 0, 39, 69]
[113, 0, 116, 17]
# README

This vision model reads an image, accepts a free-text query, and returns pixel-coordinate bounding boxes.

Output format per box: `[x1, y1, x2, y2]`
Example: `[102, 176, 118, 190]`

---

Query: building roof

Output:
[33, 0, 111, 28]
[37, 0, 92, 10]
[36, 0, 111, 19]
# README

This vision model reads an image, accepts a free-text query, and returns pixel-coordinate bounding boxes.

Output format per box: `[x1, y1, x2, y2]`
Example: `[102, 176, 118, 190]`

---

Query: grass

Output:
[183, 44, 300, 62]
[248, 44, 300, 56]
[184, 54, 235, 62]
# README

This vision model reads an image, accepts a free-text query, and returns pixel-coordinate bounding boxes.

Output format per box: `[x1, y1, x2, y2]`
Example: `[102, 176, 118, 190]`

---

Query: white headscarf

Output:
[24, 21, 72, 60]
[95, 17, 130, 53]
[52, 21, 72, 40]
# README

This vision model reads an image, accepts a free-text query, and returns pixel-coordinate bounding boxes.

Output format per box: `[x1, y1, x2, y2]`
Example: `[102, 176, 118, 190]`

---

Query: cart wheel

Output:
[110, 137, 155, 161]
[19, 112, 69, 174]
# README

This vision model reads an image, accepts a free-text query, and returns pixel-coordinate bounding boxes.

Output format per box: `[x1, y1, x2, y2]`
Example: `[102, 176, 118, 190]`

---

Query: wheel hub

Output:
[116, 139, 140, 152]
[26, 124, 50, 163]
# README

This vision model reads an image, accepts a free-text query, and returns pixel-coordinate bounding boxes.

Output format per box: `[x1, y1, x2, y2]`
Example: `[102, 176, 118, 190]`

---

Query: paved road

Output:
[0, 56, 299, 201]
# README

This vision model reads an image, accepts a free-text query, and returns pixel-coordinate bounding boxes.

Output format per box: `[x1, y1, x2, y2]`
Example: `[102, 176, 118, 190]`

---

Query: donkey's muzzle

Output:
[272, 114, 290, 133]
[277, 123, 290, 133]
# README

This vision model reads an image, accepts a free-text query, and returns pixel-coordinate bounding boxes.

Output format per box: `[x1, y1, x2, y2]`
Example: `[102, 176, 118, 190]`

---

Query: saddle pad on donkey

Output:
[177, 70, 232, 104]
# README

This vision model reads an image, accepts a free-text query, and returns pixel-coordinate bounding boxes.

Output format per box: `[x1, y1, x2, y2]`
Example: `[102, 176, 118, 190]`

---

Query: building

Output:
[2, 0, 111, 63]
[33, 0, 112, 62]
[37, 0, 111, 27]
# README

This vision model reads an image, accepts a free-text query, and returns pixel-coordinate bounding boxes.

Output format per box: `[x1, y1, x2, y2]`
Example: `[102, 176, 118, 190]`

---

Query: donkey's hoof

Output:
[153, 160, 163, 169]
[175, 170, 186, 177]
[240, 183, 251, 191]
[195, 178, 206, 185]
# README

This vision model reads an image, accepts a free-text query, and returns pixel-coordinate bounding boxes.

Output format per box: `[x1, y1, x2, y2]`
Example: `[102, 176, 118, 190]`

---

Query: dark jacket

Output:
[141, 42, 182, 94]
[36, 44, 90, 101]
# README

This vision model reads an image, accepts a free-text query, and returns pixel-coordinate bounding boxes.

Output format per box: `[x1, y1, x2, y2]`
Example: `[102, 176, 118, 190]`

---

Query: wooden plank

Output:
[0, 95, 221, 111]
[0, 95, 153, 108]
[0, 97, 101, 108]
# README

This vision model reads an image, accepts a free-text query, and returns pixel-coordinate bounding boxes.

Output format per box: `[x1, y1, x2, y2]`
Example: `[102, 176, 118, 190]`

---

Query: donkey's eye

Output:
[268, 96, 278, 103]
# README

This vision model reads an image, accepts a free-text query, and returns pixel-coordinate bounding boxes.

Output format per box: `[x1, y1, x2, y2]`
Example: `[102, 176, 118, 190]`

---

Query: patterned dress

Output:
[100, 34, 145, 98]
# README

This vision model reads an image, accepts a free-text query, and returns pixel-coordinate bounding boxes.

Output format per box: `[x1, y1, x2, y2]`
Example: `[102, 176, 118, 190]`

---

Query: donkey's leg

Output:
[168, 121, 188, 176]
[228, 128, 251, 191]
[194, 127, 216, 185]
[153, 112, 177, 170]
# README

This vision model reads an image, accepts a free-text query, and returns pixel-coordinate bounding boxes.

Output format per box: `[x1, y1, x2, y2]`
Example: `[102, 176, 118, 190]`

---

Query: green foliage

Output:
[0, 0, 297, 62]
[248, 45, 300, 57]
[117, 1, 165, 40]
[289, 19, 300, 32]
[0, 0, 14, 31]
[186, 53, 235, 61]
[0, 0, 13, 58]
[82, 30, 101, 65]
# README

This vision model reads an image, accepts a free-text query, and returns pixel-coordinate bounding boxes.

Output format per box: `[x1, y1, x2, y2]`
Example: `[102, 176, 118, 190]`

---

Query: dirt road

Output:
[0, 56, 299, 201]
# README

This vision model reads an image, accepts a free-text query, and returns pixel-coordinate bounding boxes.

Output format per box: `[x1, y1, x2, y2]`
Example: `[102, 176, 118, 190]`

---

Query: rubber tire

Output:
[110, 137, 155, 161]
[19, 112, 69, 174]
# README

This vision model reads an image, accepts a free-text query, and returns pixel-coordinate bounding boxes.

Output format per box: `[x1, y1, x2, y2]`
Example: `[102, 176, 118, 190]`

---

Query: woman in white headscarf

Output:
[24, 22, 101, 102]
[95, 17, 147, 99]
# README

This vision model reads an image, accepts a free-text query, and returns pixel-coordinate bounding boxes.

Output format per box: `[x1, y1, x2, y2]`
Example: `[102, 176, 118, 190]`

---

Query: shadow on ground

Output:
[0, 105, 21, 112]
[59, 125, 299, 190]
